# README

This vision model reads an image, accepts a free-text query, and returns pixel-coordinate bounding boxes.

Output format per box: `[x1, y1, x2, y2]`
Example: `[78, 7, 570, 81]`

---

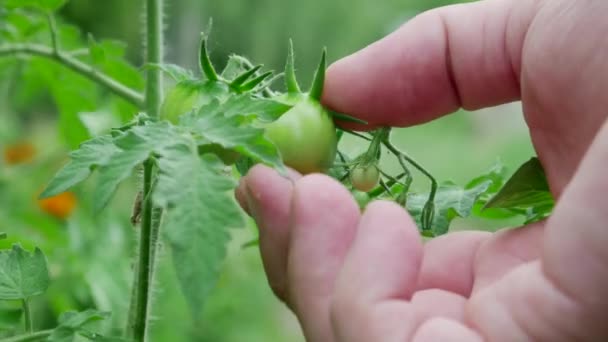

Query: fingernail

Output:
[235, 178, 251, 216]
[245, 183, 262, 224]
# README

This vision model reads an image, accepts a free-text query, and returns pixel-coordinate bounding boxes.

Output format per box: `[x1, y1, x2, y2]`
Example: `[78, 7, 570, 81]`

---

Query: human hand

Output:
[237, 0, 608, 340]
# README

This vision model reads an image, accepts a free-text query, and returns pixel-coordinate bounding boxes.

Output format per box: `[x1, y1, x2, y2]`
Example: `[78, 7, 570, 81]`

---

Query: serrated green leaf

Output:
[235, 156, 256, 176]
[0, 245, 49, 300]
[87, 34, 105, 65]
[1, 9, 46, 41]
[148, 63, 194, 82]
[155, 150, 245, 318]
[484, 157, 554, 210]
[48, 309, 110, 342]
[407, 181, 492, 236]
[220, 54, 253, 80]
[93, 122, 189, 211]
[180, 95, 291, 170]
[41, 135, 117, 198]
[5, 0, 66, 11]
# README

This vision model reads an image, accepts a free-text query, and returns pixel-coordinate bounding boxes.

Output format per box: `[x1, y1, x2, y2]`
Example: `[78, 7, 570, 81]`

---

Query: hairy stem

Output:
[0, 44, 144, 107]
[0, 330, 53, 342]
[382, 137, 437, 201]
[22, 299, 32, 333]
[127, 0, 164, 340]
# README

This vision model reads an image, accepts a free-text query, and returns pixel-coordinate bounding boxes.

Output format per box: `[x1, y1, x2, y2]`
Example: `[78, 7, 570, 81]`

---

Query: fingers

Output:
[237, 165, 300, 300]
[323, 0, 540, 129]
[331, 201, 471, 341]
[541, 118, 608, 337]
[416, 231, 490, 296]
[413, 318, 482, 342]
[286, 174, 361, 341]
[241, 168, 361, 341]
[466, 120, 608, 341]
[331, 201, 422, 341]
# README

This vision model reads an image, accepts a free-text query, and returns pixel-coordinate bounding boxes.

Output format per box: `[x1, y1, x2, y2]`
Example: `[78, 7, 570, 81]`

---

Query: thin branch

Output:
[0, 44, 144, 108]
[22, 299, 32, 333]
[0, 330, 53, 342]
[382, 138, 437, 201]
[127, 0, 163, 340]
[342, 129, 372, 141]
[45, 12, 59, 53]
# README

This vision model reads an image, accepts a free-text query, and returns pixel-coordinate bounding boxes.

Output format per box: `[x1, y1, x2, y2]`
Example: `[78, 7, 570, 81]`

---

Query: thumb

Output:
[322, 0, 539, 129]
[541, 117, 608, 337]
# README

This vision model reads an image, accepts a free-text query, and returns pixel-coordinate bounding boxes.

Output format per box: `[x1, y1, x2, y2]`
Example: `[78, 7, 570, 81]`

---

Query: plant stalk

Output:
[0, 330, 52, 342]
[0, 44, 144, 107]
[126, 0, 163, 340]
[22, 299, 32, 333]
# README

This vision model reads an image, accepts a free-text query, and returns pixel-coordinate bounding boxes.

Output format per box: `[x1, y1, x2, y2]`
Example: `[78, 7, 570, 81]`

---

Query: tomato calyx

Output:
[263, 43, 338, 174]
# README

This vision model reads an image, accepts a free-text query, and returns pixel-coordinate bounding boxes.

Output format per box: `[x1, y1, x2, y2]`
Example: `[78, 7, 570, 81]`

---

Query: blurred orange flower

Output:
[38, 191, 77, 220]
[3, 142, 36, 165]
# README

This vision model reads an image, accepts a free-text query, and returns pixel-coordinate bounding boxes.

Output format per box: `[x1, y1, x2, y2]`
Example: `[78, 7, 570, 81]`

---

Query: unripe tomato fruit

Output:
[160, 82, 199, 123]
[160, 81, 228, 123]
[350, 164, 380, 192]
[265, 98, 337, 174]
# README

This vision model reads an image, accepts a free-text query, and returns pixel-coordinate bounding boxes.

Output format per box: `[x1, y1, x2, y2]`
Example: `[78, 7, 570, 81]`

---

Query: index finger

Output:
[322, 0, 540, 129]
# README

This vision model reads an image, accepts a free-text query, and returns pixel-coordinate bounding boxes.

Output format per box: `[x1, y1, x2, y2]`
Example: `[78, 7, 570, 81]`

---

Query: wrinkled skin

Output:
[236, 0, 608, 341]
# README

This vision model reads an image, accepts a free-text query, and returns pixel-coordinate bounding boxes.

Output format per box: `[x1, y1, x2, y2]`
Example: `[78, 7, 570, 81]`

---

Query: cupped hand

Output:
[237, 0, 608, 340]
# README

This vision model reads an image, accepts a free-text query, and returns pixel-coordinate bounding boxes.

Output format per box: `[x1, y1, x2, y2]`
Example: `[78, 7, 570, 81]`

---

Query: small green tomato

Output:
[350, 164, 380, 192]
[265, 98, 337, 174]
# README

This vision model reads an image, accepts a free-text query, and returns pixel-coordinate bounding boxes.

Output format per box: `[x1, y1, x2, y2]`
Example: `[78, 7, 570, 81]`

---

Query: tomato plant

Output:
[0, 0, 555, 341]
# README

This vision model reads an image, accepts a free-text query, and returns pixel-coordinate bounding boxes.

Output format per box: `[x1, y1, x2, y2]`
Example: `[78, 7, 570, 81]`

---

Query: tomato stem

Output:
[45, 12, 59, 53]
[0, 330, 53, 342]
[381, 132, 438, 227]
[342, 129, 372, 141]
[22, 299, 32, 333]
[127, 0, 164, 340]
[0, 44, 144, 107]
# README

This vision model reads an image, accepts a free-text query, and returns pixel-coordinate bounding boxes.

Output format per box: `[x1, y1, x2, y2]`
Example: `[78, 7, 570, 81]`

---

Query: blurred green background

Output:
[0, 0, 534, 341]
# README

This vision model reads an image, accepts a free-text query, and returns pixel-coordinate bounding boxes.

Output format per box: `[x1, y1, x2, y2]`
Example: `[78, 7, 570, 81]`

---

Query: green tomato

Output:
[160, 81, 229, 123]
[350, 164, 380, 192]
[160, 82, 200, 123]
[198, 143, 240, 165]
[265, 98, 337, 174]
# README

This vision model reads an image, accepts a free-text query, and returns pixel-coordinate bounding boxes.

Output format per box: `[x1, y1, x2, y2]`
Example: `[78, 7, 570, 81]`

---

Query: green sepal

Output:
[330, 111, 368, 125]
[308, 48, 327, 101]
[230, 65, 263, 88]
[285, 39, 301, 94]
[237, 71, 273, 92]
[199, 35, 218, 81]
